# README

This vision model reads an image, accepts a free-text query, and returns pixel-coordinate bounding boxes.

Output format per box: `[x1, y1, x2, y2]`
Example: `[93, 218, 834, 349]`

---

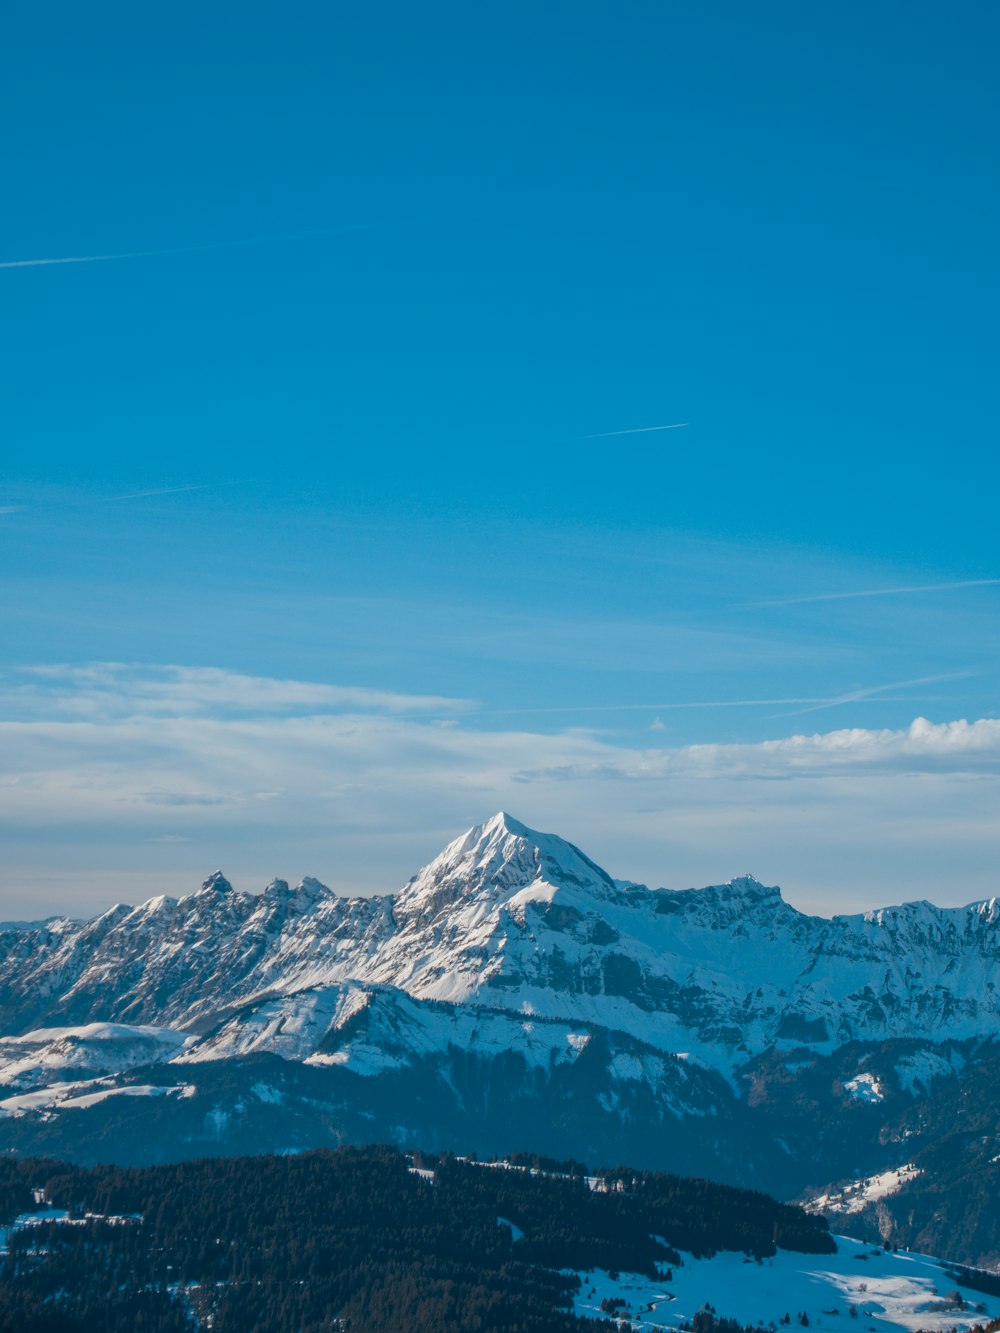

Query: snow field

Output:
[569, 1236, 1000, 1333]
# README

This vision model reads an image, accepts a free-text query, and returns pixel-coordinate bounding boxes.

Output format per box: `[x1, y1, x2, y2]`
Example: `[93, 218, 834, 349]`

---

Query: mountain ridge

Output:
[0, 811, 997, 1072]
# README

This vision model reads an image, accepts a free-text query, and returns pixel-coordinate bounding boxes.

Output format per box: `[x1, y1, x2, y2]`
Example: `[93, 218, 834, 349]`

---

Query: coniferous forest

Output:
[0, 1144, 835, 1332]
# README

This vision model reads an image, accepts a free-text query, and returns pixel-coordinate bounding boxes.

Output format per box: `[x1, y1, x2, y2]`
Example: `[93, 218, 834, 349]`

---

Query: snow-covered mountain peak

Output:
[297, 876, 331, 900]
[393, 812, 617, 927]
[135, 893, 177, 916]
[723, 875, 786, 908]
[724, 873, 774, 893]
[258, 876, 333, 915]
[199, 870, 234, 895]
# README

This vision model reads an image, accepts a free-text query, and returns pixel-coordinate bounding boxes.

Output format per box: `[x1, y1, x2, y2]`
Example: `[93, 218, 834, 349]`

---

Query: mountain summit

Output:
[396, 811, 617, 923]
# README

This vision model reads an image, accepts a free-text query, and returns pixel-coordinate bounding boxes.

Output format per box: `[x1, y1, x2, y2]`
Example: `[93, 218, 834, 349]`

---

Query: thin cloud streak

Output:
[5, 483, 228, 516]
[103, 485, 212, 502]
[759, 578, 1000, 607]
[489, 672, 974, 718]
[494, 697, 849, 715]
[574, 423, 689, 440]
[0, 222, 386, 271]
[0, 253, 153, 269]
[768, 671, 976, 720]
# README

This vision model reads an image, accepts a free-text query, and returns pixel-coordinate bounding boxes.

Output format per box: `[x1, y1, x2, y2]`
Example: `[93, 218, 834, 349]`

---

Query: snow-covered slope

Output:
[0, 1023, 190, 1088]
[571, 1234, 1000, 1333]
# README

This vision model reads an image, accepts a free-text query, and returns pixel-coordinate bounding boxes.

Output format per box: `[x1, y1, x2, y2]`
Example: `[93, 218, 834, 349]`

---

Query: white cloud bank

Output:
[1, 664, 998, 919]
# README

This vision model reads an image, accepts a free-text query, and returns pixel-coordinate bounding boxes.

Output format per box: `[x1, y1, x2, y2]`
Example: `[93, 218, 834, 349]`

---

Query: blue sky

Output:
[2, 2, 998, 916]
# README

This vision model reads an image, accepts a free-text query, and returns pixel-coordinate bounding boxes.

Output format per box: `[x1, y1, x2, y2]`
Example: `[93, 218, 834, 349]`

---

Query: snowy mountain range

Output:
[1, 813, 997, 1267]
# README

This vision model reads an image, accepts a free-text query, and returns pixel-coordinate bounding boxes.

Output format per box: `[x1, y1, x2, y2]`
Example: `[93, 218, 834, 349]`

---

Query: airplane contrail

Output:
[490, 677, 968, 716]
[103, 485, 212, 502]
[759, 578, 1000, 607]
[0, 252, 157, 269]
[767, 670, 975, 720]
[574, 423, 689, 440]
[0, 223, 384, 270]
[2, 484, 221, 515]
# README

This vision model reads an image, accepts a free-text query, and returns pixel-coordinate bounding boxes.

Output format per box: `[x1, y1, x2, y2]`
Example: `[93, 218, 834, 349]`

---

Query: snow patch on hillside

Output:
[895, 1049, 965, 1096]
[844, 1072, 885, 1103]
[0, 1080, 194, 1115]
[807, 1166, 922, 1216]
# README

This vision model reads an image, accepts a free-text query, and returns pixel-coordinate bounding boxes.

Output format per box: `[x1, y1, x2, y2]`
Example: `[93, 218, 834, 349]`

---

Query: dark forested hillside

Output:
[796, 1043, 1000, 1272]
[0, 1145, 832, 1333]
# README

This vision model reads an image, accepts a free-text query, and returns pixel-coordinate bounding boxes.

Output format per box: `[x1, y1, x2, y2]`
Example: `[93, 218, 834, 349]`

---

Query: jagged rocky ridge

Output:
[0, 813, 998, 1265]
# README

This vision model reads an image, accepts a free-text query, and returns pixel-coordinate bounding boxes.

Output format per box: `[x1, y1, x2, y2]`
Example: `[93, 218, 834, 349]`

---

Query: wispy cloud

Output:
[759, 578, 1000, 607]
[574, 423, 689, 440]
[12, 663, 472, 719]
[103, 485, 211, 502]
[0, 251, 174, 270]
[1, 484, 222, 517]
[491, 672, 974, 718]
[0, 222, 384, 272]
